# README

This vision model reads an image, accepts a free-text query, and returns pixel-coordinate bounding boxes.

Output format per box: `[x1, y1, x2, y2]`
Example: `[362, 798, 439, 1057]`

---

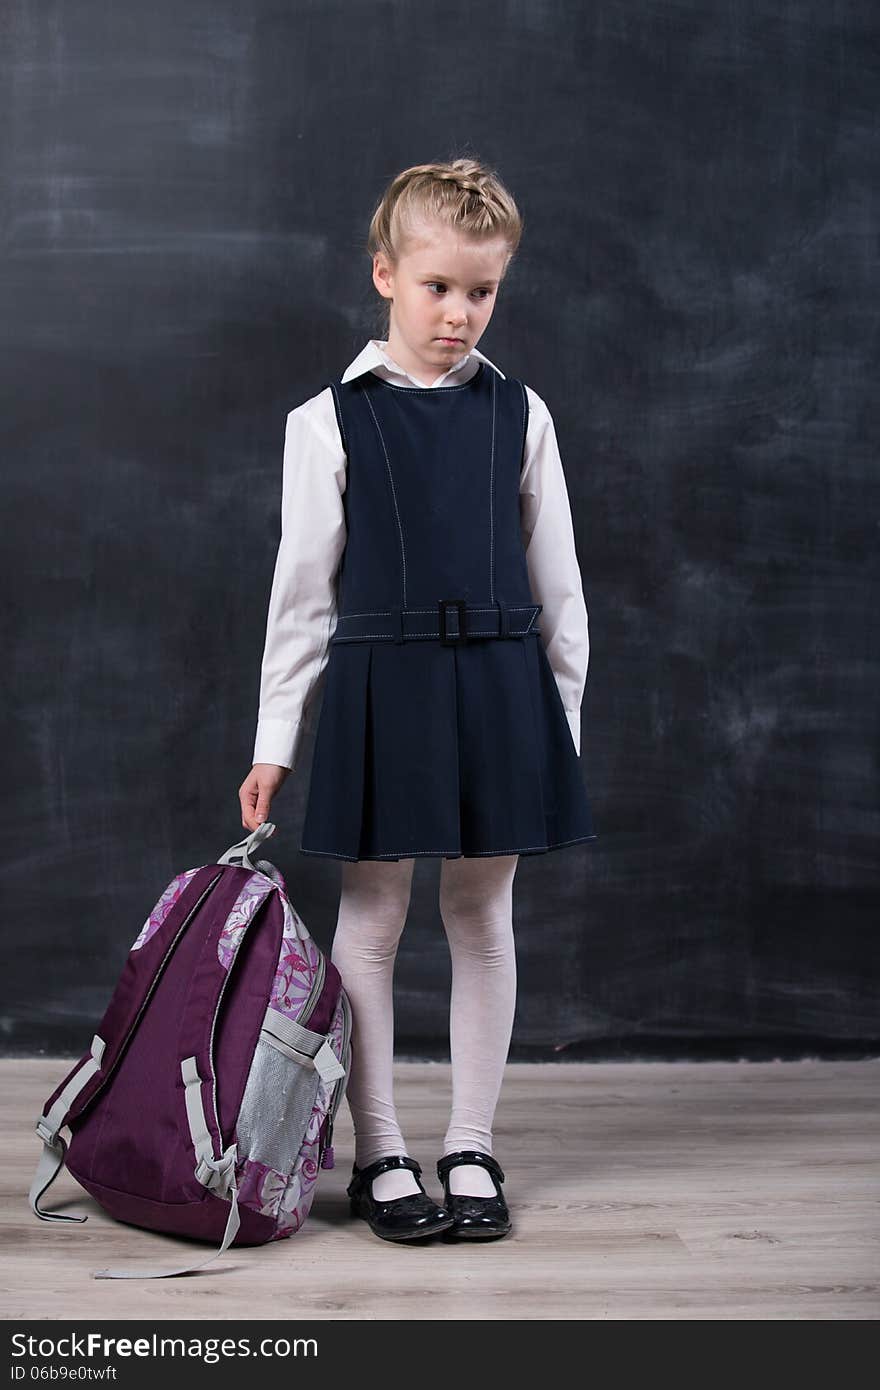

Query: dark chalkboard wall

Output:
[2, 2, 877, 1058]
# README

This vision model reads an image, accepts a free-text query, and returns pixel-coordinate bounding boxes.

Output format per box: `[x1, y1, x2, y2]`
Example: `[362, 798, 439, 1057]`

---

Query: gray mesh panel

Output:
[236, 1036, 321, 1172]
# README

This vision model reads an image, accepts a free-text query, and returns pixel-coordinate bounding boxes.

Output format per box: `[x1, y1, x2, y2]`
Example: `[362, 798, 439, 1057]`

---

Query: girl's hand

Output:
[239, 763, 290, 832]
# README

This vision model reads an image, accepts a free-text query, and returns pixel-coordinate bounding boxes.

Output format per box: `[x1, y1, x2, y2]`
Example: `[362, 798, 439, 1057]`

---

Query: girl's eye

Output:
[426, 283, 492, 301]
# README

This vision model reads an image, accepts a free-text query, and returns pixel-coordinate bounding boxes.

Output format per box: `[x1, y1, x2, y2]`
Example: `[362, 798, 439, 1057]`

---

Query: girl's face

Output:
[373, 221, 509, 384]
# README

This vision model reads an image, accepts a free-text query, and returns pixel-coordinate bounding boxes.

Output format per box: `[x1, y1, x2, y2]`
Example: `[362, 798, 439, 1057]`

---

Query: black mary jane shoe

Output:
[346, 1154, 455, 1242]
[436, 1150, 512, 1240]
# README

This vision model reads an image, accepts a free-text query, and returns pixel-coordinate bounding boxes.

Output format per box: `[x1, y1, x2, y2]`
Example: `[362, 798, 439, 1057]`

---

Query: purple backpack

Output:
[27, 822, 352, 1279]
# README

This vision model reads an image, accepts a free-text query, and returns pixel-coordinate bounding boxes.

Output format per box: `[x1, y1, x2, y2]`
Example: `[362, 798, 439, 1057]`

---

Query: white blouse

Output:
[252, 338, 591, 771]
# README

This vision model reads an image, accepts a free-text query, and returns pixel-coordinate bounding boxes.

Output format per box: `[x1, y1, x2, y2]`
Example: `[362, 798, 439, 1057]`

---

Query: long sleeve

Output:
[252, 400, 348, 770]
[519, 388, 590, 755]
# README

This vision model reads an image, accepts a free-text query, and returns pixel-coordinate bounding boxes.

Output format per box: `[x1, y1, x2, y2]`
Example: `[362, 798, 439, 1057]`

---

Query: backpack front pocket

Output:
[235, 1007, 345, 1174]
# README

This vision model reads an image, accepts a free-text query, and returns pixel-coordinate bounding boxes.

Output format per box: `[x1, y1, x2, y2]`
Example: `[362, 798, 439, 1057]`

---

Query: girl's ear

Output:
[372, 251, 394, 301]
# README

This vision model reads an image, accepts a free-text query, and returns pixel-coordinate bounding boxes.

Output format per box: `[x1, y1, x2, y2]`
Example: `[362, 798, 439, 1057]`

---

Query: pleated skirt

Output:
[299, 634, 598, 861]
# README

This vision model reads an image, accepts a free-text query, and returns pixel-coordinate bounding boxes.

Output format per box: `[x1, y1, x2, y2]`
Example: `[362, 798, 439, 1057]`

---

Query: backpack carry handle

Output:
[218, 822, 284, 886]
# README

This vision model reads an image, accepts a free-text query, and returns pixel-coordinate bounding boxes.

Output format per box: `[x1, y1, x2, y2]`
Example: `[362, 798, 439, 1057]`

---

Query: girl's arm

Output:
[252, 399, 348, 770]
[519, 389, 590, 754]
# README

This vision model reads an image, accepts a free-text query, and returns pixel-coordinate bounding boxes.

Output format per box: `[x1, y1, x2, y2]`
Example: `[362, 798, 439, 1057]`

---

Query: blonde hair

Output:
[366, 157, 523, 336]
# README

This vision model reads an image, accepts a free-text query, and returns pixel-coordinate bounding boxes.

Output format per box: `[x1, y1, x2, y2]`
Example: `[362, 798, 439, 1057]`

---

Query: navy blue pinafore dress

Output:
[299, 360, 598, 862]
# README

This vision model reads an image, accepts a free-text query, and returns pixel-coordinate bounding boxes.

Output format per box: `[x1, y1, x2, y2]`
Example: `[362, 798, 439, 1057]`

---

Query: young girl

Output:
[238, 158, 597, 1244]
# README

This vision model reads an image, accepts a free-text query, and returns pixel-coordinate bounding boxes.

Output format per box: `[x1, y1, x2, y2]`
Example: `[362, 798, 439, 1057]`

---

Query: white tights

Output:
[330, 854, 519, 1200]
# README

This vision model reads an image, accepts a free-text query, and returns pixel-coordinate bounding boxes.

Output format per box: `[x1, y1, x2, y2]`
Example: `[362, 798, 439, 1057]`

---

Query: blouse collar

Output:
[341, 338, 506, 389]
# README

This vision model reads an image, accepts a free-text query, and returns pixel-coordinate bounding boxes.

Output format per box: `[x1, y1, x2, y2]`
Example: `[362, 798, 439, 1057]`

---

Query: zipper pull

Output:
[319, 1113, 335, 1169]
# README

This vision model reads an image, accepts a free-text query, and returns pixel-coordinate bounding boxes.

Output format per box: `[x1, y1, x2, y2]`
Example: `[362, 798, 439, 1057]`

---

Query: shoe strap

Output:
[352, 1154, 423, 1185]
[436, 1149, 505, 1184]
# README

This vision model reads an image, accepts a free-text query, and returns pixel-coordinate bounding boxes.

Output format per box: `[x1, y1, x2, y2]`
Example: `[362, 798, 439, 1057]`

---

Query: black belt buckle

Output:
[439, 598, 468, 645]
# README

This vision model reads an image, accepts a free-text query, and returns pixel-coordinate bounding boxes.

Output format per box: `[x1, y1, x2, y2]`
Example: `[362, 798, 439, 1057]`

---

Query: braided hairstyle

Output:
[366, 157, 523, 338]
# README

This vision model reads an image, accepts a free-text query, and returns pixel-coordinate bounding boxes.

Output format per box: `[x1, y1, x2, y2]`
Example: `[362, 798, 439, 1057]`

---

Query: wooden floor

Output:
[5, 1059, 879, 1320]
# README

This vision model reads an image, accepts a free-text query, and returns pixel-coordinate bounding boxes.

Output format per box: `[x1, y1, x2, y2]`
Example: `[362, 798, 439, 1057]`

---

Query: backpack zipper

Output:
[296, 950, 326, 1027]
[319, 990, 352, 1168]
[63, 869, 224, 1124]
